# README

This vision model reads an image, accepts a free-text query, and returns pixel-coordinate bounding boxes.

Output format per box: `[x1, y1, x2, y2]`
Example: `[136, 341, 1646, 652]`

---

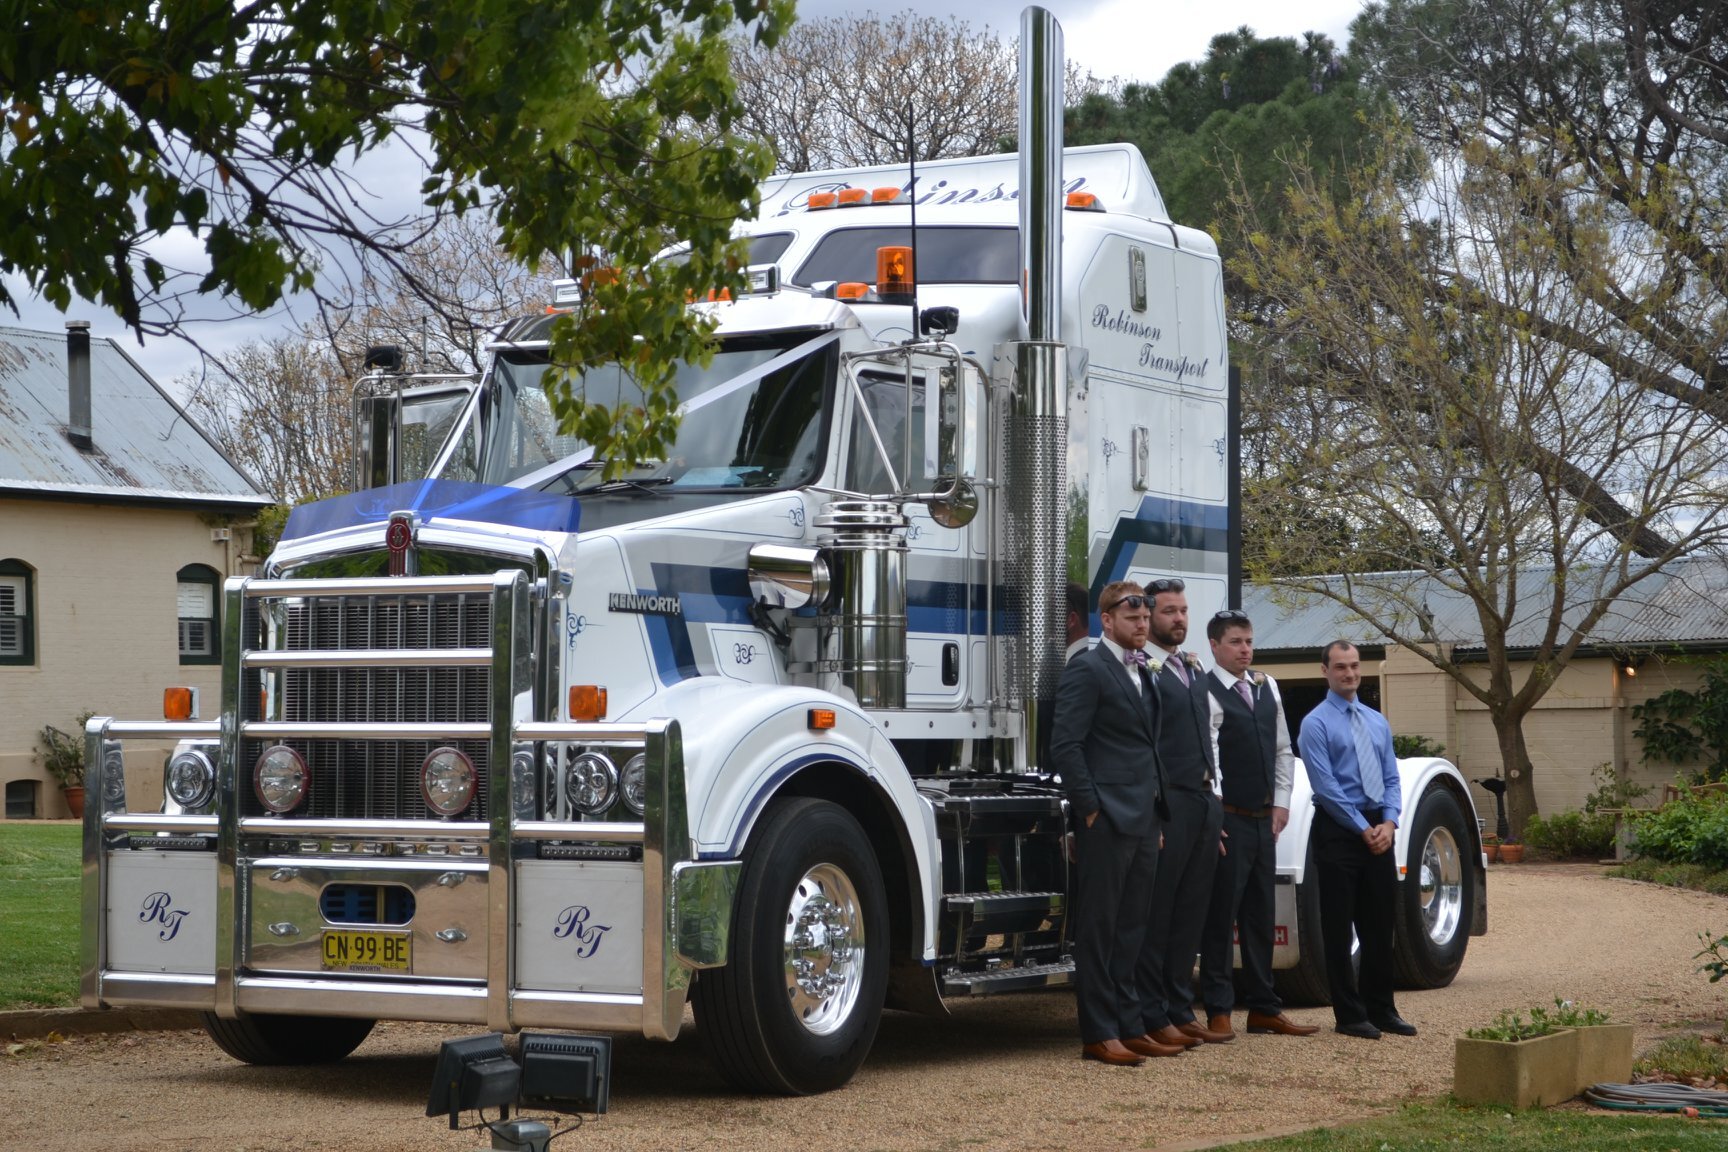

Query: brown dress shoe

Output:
[1146, 1025, 1202, 1050]
[1122, 1033, 1187, 1058]
[1082, 1039, 1146, 1066]
[1177, 1019, 1235, 1044]
[1207, 1014, 1237, 1039]
[1246, 1011, 1320, 1036]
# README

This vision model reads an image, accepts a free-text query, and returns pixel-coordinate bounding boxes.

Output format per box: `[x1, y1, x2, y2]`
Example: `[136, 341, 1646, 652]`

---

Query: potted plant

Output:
[34, 711, 96, 819]
[1499, 836, 1525, 863]
[1454, 1008, 1579, 1108]
[1548, 999, 1632, 1089]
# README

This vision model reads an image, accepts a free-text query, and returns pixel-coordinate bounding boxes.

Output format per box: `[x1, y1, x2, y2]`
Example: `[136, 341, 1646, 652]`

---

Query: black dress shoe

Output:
[1335, 1020, 1382, 1040]
[1371, 1014, 1418, 1036]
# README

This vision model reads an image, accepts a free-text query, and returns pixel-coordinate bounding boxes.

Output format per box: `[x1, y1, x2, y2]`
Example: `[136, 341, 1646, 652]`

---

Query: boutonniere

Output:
[1144, 652, 1165, 674]
[1183, 652, 1202, 669]
[1251, 671, 1267, 688]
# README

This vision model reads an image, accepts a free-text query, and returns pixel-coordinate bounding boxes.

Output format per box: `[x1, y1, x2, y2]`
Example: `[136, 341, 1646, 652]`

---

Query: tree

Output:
[1350, 0, 1728, 484]
[1231, 132, 1728, 836]
[1632, 657, 1728, 783]
[1, 0, 792, 470]
[1066, 28, 1378, 241]
[184, 213, 548, 505]
[729, 11, 1102, 173]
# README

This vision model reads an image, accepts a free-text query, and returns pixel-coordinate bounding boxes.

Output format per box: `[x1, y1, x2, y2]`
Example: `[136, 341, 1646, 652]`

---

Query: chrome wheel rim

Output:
[1418, 824, 1464, 947]
[782, 862, 865, 1036]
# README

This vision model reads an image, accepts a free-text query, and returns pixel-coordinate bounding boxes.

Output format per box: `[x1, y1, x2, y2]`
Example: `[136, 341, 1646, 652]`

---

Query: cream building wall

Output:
[1256, 645, 1684, 825]
[1, 497, 254, 818]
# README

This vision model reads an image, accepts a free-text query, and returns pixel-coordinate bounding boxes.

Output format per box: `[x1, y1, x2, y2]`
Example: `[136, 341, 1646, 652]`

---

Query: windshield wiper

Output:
[586, 476, 675, 497]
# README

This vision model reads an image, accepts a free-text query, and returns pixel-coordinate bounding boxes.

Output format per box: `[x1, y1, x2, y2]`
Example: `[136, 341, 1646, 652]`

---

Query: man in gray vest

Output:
[1135, 578, 1231, 1048]
[1197, 609, 1318, 1038]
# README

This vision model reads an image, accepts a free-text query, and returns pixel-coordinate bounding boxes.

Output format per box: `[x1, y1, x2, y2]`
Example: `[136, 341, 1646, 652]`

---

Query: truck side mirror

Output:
[922, 363, 981, 529]
[355, 392, 397, 490]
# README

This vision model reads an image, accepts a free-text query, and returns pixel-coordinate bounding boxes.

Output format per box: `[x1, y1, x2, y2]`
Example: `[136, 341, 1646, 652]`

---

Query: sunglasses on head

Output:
[1145, 578, 1185, 593]
[1103, 594, 1147, 612]
[1213, 609, 1250, 622]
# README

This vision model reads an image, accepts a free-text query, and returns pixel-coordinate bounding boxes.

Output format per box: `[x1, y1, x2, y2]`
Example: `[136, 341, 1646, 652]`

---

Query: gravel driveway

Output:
[8, 864, 1727, 1152]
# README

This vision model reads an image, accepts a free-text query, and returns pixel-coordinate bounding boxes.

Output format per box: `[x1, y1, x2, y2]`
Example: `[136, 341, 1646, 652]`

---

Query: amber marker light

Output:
[569, 685, 609, 722]
[876, 246, 914, 304]
[836, 188, 868, 207]
[808, 708, 837, 731]
[808, 191, 839, 210]
[835, 282, 871, 300]
[871, 186, 903, 203]
[164, 686, 197, 721]
[1065, 191, 1104, 211]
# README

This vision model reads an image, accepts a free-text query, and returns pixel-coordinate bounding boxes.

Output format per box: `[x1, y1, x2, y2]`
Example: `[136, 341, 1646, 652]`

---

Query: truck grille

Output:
[240, 590, 494, 819]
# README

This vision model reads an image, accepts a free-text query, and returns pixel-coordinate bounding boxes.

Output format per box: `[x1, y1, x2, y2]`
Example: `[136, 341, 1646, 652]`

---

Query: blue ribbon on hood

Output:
[281, 480, 581, 542]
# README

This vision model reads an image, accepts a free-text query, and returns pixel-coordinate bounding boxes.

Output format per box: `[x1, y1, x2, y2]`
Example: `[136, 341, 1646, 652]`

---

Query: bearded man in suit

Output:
[1051, 580, 1181, 1066]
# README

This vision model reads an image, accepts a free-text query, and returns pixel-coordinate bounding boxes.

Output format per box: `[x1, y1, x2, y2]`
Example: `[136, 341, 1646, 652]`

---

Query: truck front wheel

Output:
[692, 797, 887, 1094]
[200, 1012, 375, 1065]
[1393, 785, 1474, 988]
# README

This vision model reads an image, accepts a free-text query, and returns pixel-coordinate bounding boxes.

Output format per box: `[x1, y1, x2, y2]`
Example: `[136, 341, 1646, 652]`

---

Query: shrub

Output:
[1524, 809, 1616, 859]
[1392, 733, 1445, 759]
[1630, 787, 1728, 870]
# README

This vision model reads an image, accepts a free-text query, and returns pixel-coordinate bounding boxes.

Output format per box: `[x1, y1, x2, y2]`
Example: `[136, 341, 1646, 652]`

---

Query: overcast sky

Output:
[6, 0, 1368, 389]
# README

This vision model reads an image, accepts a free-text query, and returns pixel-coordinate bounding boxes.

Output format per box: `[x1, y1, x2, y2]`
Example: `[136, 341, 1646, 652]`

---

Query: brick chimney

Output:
[66, 320, 92, 449]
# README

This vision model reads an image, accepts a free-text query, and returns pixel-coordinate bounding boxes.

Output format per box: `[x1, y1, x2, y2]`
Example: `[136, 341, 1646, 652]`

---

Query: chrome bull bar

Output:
[82, 570, 736, 1042]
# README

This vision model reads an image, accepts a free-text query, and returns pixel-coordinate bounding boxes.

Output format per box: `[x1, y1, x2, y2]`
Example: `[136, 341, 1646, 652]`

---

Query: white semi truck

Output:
[81, 8, 1485, 1094]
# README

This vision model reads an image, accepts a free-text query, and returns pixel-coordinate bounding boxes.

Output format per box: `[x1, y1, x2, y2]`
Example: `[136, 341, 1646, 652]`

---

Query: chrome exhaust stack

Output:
[998, 5, 1068, 768]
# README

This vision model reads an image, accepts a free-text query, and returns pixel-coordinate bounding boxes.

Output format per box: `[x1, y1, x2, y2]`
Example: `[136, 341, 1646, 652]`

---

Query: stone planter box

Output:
[1573, 1023, 1634, 1089]
[1454, 1028, 1580, 1109]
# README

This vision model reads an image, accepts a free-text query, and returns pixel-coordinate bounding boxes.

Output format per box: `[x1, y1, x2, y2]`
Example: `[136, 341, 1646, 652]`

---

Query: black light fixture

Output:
[425, 1033, 522, 1130]
[519, 1032, 613, 1116]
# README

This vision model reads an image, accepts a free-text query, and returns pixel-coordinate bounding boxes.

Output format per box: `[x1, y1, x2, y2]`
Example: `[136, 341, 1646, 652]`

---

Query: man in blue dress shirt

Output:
[1296, 641, 1417, 1040]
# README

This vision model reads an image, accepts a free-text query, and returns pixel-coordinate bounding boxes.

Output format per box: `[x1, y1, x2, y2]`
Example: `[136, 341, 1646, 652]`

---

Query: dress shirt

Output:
[1205, 669, 1294, 809]
[1298, 690, 1402, 833]
[1098, 635, 1143, 693]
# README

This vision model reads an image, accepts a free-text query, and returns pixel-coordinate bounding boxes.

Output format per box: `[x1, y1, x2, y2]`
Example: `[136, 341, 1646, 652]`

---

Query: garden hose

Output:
[1583, 1082, 1728, 1117]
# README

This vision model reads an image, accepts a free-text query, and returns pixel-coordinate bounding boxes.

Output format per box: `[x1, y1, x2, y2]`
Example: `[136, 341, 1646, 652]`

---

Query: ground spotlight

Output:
[425, 1033, 521, 1129]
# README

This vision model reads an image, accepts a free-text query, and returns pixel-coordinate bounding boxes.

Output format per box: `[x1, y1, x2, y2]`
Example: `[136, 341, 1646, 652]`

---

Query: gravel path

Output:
[7, 864, 1727, 1152]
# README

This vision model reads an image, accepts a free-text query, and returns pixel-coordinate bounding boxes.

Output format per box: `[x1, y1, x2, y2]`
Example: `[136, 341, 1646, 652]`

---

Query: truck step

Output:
[942, 890, 1064, 935]
[928, 793, 1065, 838]
[941, 959, 1075, 996]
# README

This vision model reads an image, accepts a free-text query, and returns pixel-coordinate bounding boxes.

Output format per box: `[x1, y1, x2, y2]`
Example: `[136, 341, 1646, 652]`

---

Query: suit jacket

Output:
[1051, 641, 1168, 835]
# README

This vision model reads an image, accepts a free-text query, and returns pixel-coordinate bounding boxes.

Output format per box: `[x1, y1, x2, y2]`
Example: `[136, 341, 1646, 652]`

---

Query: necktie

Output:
[1350, 705, 1385, 804]
[1169, 655, 1189, 686]
[1236, 679, 1253, 708]
[1123, 648, 1148, 668]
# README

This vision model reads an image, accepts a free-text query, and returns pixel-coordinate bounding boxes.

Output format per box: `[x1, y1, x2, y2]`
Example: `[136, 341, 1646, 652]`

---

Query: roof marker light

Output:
[1065, 191, 1105, 211]
[808, 191, 839, 210]
[834, 282, 871, 301]
[836, 188, 868, 207]
[871, 186, 904, 204]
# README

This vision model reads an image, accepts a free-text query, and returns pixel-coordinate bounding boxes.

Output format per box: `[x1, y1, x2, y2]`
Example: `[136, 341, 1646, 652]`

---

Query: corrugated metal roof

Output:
[0, 325, 267, 507]
[1247, 557, 1728, 655]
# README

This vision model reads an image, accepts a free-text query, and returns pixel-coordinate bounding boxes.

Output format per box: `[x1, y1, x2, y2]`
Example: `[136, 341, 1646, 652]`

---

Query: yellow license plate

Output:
[321, 929, 411, 972]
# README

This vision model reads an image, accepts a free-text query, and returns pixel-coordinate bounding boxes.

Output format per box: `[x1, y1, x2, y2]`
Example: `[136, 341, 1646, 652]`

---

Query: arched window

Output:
[177, 564, 220, 665]
[0, 558, 34, 666]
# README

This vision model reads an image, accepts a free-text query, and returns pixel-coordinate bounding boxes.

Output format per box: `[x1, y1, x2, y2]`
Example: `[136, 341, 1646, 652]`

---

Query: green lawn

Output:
[1218, 1100, 1728, 1150]
[0, 822, 82, 1009]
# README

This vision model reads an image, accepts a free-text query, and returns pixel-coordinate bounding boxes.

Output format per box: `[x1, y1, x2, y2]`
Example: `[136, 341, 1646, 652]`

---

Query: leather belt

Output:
[1222, 803, 1270, 818]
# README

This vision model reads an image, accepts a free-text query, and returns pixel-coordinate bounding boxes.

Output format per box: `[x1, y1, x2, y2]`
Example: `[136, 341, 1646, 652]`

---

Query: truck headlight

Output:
[620, 753, 647, 815]
[422, 747, 477, 817]
[165, 749, 215, 810]
[254, 745, 309, 814]
[565, 751, 617, 816]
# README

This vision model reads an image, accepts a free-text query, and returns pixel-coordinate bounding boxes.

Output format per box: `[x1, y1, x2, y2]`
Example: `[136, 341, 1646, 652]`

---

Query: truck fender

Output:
[621, 678, 940, 961]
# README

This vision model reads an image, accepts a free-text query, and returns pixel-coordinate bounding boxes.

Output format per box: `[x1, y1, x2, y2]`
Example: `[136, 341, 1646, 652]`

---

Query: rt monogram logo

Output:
[552, 905, 612, 959]
[139, 892, 190, 942]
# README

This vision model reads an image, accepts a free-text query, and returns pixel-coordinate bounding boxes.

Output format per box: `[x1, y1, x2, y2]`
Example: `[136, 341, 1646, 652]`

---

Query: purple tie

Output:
[1236, 679, 1254, 708]
[1123, 648, 1148, 668]
[1170, 656, 1189, 686]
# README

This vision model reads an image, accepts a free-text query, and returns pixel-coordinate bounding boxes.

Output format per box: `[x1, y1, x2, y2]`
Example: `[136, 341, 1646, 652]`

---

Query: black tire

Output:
[200, 1012, 375, 1065]
[1393, 786, 1475, 989]
[691, 797, 887, 1094]
[1273, 839, 1334, 1007]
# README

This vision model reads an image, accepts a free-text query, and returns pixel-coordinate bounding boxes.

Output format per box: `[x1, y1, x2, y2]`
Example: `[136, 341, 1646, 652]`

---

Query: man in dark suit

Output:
[1051, 579, 1181, 1066]
[1136, 577, 1231, 1049]
[1197, 609, 1318, 1039]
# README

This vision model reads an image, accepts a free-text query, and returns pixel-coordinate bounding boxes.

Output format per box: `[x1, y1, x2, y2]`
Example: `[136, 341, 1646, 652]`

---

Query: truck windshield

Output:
[445, 332, 837, 494]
